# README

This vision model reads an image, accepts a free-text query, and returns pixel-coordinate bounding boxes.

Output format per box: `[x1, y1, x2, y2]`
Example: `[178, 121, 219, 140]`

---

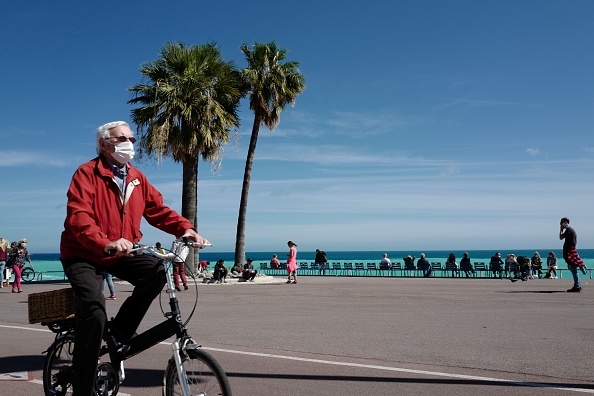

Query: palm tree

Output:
[234, 42, 306, 266]
[129, 41, 242, 272]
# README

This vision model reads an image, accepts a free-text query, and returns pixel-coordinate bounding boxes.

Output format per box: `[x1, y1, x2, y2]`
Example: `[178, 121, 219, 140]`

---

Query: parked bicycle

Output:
[21, 267, 35, 282]
[40, 239, 232, 396]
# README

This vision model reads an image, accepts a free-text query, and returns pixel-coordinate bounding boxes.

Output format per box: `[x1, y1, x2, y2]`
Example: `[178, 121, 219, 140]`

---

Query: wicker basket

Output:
[28, 288, 77, 324]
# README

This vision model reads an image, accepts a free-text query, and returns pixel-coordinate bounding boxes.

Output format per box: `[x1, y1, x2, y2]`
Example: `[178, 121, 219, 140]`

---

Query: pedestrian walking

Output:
[286, 241, 298, 284]
[315, 249, 328, 276]
[102, 271, 116, 299]
[559, 217, 585, 292]
[0, 238, 8, 288]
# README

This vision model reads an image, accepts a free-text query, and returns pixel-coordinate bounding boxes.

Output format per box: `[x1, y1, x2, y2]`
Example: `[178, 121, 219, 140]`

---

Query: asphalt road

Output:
[1, 275, 593, 395]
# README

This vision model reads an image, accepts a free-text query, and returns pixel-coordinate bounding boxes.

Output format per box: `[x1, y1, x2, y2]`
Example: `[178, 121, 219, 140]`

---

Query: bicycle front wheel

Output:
[43, 333, 75, 396]
[21, 267, 35, 282]
[163, 348, 231, 396]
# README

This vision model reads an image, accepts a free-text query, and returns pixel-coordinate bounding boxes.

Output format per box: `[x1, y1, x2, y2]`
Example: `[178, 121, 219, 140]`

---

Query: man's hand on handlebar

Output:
[181, 229, 210, 248]
[104, 231, 210, 257]
[104, 238, 134, 256]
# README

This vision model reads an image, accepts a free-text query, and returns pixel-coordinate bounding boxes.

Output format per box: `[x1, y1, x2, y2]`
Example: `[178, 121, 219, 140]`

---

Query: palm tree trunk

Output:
[235, 117, 261, 266]
[182, 157, 198, 273]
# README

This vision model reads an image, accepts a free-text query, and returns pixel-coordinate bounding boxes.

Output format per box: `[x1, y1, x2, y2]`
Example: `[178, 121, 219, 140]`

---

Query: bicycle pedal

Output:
[116, 343, 131, 355]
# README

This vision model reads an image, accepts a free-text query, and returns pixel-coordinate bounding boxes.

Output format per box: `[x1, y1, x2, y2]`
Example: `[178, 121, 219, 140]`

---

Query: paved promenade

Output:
[0, 276, 593, 395]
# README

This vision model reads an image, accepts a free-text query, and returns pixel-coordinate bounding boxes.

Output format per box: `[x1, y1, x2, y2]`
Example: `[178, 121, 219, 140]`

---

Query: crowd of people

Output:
[377, 250, 569, 282]
[199, 241, 300, 285]
[244, 222, 588, 294]
[372, 218, 587, 294]
[0, 237, 34, 293]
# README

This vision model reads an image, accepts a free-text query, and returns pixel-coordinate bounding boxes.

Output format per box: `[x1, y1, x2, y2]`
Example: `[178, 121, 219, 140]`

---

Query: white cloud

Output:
[327, 110, 408, 137]
[0, 151, 70, 167]
[526, 147, 540, 157]
[433, 97, 541, 111]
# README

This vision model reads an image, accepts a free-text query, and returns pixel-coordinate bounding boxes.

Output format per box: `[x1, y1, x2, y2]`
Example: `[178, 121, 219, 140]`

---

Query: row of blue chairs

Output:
[257, 261, 505, 277]
[257, 260, 592, 279]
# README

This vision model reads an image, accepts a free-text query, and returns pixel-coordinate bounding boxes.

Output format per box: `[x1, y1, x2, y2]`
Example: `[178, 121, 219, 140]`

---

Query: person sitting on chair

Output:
[490, 252, 504, 278]
[270, 254, 280, 269]
[380, 253, 392, 268]
[460, 252, 474, 277]
[416, 254, 431, 277]
[403, 255, 416, 271]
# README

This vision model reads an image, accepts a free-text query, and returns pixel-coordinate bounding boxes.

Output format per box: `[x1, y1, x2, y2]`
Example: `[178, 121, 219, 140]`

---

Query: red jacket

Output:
[60, 156, 194, 267]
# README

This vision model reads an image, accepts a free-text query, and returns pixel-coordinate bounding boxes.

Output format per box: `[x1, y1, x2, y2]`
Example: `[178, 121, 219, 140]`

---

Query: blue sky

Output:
[1, 1, 594, 253]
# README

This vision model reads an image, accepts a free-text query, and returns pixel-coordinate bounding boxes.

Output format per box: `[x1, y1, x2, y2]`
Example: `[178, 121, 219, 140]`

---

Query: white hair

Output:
[96, 121, 129, 155]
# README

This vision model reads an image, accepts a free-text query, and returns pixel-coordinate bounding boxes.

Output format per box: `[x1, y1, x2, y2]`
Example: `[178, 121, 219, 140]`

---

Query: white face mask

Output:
[111, 141, 135, 164]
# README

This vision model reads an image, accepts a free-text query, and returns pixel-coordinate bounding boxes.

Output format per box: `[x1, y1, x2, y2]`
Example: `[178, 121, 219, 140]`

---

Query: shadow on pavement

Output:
[0, 354, 44, 373]
[225, 371, 594, 390]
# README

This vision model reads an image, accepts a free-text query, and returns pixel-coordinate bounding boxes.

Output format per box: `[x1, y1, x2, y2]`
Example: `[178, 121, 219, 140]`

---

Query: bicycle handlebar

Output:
[107, 238, 212, 259]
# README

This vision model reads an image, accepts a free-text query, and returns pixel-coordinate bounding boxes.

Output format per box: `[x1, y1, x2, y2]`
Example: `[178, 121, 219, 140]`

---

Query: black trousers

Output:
[62, 254, 166, 396]
[213, 268, 228, 281]
[243, 270, 257, 280]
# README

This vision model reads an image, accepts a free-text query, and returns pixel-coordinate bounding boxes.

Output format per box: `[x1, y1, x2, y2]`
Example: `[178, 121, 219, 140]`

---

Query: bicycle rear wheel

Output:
[43, 333, 75, 396]
[163, 348, 231, 396]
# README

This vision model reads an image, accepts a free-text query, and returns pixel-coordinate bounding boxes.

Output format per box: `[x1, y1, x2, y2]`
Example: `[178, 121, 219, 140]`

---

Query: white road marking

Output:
[0, 371, 31, 380]
[201, 346, 594, 393]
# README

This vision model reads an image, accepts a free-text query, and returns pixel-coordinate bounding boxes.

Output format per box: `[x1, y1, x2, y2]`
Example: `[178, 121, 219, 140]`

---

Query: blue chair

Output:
[355, 262, 366, 276]
[417, 261, 430, 277]
[403, 261, 416, 277]
[473, 262, 487, 277]
[444, 262, 459, 277]
[311, 263, 321, 275]
[390, 262, 402, 277]
[431, 262, 442, 277]
[379, 262, 391, 276]
[367, 262, 378, 276]
[331, 262, 343, 276]
[459, 261, 475, 277]
[343, 262, 354, 276]
[504, 262, 518, 279]
[258, 262, 268, 275]
[299, 262, 310, 275]
[491, 261, 504, 278]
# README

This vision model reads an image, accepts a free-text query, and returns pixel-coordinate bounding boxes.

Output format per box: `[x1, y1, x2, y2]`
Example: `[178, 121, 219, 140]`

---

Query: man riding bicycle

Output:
[60, 121, 209, 396]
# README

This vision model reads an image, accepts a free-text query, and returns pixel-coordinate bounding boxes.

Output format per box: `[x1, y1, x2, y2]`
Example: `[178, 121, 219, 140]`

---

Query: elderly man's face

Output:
[101, 125, 135, 151]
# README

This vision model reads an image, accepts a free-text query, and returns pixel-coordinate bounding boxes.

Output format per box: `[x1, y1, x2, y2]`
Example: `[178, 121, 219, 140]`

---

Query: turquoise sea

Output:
[20, 249, 594, 281]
